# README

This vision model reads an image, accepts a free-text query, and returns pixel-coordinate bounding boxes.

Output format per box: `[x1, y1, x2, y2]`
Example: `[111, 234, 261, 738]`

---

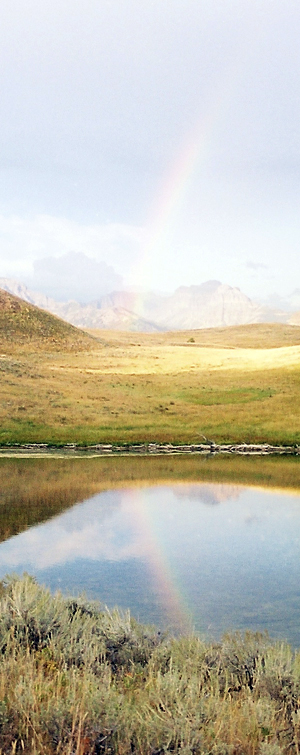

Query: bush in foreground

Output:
[0, 575, 299, 754]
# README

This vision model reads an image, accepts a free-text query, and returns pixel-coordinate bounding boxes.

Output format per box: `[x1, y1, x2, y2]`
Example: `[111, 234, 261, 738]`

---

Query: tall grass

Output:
[0, 574, 299, 754]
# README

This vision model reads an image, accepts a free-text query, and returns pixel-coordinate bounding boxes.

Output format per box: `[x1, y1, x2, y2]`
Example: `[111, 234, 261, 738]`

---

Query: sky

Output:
[0, 0, 300, 302]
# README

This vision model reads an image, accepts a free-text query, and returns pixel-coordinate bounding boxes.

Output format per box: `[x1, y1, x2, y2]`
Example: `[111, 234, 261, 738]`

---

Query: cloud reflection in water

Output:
[0, 482, 299, 644]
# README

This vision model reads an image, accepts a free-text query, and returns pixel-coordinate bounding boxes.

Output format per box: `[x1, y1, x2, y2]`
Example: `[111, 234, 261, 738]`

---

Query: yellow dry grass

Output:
[1, 323, 300, 445]
[55, 341, 300, 375]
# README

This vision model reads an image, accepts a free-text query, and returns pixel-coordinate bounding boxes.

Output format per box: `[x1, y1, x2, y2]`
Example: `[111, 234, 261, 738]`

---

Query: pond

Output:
[0, 456, 300, 645]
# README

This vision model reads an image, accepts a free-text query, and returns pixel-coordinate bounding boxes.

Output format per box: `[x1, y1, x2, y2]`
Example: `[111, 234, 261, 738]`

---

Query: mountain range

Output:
[0, 277, 296, 332]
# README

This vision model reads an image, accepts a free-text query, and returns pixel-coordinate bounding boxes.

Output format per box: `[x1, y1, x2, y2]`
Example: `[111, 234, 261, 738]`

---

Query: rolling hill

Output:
[0, 288, 94, 350]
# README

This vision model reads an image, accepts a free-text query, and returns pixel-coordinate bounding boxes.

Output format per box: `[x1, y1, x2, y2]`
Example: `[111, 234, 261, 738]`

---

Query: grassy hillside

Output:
[0, 288, 94, 351]
[1, 310, 300, 445]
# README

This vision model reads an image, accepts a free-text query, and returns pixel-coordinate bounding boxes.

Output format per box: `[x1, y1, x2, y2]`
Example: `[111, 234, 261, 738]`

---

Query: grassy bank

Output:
[0, 574, 299, 754]
[1, 325, 300, 446]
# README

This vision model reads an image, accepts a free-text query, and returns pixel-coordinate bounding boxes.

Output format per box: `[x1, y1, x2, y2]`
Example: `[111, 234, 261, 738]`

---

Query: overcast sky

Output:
[0, 0, 300, 301]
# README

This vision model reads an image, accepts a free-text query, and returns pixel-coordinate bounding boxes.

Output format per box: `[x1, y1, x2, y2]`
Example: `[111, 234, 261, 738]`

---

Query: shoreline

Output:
[0, 441, 299, 457]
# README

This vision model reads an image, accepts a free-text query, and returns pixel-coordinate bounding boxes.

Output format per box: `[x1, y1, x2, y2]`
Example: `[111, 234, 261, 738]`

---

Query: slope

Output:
[0, 288, 94, 351]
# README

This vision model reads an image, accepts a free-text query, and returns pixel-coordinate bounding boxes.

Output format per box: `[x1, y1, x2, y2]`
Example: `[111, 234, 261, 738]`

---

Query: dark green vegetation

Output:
[1, 454, 300, 544]
[0, 574, 299, 754]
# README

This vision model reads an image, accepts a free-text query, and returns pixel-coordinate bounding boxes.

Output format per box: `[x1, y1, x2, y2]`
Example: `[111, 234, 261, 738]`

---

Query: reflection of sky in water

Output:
[0, 483, 300, 645]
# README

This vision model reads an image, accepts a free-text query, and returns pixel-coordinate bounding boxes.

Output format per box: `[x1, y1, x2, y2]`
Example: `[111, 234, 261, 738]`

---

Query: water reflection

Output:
[0, 482, 299, 645]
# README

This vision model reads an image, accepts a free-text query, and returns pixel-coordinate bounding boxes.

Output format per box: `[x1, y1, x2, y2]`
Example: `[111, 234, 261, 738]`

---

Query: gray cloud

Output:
[0, 213, 143, 280]
[28, 252, 123, 302]
[246, 261, 269, 271]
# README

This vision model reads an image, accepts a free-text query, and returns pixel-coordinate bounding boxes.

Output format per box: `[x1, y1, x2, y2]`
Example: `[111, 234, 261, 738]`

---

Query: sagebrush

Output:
[0, 575, 299, 754]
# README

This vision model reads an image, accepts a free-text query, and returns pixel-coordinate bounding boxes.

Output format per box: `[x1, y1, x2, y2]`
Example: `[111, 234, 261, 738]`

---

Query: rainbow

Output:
[127, 77, 237, 301]
[124, 486, 193, 633]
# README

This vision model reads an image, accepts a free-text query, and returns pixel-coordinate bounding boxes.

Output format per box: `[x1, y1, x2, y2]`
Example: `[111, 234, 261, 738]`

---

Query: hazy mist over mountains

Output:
[1, 250, 299, 332]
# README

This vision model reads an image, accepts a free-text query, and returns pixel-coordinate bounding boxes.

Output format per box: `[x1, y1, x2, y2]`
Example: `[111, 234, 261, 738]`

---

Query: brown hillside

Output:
[0, 288, 95, 351]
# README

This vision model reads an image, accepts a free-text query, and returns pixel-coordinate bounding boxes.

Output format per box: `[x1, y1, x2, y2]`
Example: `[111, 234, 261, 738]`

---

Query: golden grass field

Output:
[1, 313, 300, 445]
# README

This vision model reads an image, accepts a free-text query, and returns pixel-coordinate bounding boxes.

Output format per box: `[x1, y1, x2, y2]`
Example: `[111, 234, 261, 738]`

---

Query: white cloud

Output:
[0, 494, 145, 571]
[0, 213, 144, 280]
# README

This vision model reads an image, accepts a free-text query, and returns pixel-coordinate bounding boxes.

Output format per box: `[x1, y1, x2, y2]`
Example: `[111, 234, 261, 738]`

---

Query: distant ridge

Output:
[102, 282, 288, 330]
[0, 277, 290, 332]
[0, 288, 94, 350]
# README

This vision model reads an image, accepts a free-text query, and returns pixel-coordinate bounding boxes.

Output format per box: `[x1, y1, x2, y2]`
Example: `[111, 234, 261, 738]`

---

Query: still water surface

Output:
[0, 481, 299, 645]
